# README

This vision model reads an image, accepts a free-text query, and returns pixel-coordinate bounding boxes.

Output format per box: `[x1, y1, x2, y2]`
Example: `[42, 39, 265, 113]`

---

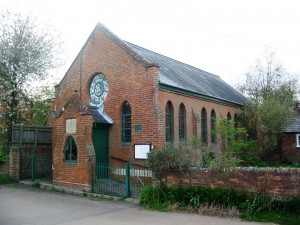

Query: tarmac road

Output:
[0, 185, 273, 225]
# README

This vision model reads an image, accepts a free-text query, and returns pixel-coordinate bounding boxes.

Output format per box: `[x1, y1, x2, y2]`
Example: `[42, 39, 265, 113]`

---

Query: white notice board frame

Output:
[134, 144, 151, 159]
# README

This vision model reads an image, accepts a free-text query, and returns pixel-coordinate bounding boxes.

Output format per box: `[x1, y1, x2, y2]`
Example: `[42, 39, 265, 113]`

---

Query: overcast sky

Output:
[2, 0, 300, 86]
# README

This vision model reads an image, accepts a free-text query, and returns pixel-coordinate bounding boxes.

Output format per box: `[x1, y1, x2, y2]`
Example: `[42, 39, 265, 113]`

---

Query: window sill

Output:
[122, 142, 131, 145]
[63, 160, 78, 163]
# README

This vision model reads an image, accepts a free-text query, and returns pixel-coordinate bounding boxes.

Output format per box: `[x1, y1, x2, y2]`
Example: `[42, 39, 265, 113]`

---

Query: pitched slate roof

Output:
[90, 24, 247, 106]
[283, 114, 300, 133]
[124, 42, 247, 106]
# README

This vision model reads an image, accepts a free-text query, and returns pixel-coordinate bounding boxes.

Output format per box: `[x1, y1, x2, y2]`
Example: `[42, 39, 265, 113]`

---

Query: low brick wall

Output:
[162, 167, 300, 199]
[9, 146, 52, 180]
[0, 163, 9, 174]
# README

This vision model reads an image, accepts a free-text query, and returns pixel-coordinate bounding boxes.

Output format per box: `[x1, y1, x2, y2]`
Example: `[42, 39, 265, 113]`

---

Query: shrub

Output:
[0, 174, 17, 184]
[140, 184, 248, 209]
[147, 139, 203, 179]
[141, 184, 300, 224]
[32, 179, 40, 188]
[208, 118, 259, 169]
[0, 141, 9, 164]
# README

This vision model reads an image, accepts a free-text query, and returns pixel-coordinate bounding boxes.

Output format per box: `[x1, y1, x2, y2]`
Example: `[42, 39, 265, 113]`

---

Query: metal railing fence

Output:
[19, 153, 52, 181]
[91, 162, 152, 199]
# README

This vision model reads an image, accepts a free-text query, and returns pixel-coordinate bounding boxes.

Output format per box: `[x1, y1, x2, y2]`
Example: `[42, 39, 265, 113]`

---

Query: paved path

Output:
[0, 185, 273, 225]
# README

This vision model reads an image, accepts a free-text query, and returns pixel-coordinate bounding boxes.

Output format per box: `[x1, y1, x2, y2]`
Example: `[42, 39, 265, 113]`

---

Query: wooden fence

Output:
[12, 125, 52, 146]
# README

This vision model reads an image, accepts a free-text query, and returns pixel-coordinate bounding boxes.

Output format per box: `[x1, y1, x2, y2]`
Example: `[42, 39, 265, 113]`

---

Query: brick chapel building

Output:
[52, 24, 246, 190]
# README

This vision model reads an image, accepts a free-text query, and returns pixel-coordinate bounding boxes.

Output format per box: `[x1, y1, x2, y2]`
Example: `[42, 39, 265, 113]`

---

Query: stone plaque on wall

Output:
[66, 119, 77, 134]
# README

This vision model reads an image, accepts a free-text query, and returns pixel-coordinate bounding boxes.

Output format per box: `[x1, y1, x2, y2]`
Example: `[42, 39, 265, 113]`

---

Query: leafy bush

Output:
[147, 139, 203, 179]
[32, 179, 41, 188]
[0, 141, 9, 164]
[140, 184, 300, 224]
[0, 174, 16, 184]
[140, 184, 248, 209]
[208, 118, 259, 169]
[241, 192, 300, 221]
[283, 197, 300, 215]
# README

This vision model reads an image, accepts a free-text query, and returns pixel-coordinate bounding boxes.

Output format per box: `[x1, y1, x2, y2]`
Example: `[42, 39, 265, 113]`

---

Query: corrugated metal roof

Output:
[125, 42, 247, 105]
[283, 114, 300, 133]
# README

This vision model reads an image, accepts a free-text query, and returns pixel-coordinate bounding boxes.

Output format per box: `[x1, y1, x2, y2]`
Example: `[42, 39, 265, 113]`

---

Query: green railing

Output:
[92, 162, 152, 199]
[19, 153, 52, 181]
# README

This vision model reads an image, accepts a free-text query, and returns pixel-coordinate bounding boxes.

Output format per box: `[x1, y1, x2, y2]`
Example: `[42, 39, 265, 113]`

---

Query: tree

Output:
[207, 117, 258, 169]
[0, 10, 62, 162]
[239, 50, 299, 160]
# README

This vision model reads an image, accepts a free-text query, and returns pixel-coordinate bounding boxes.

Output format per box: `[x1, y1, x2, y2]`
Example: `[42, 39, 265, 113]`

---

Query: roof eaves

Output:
[159, 82, 245, 107]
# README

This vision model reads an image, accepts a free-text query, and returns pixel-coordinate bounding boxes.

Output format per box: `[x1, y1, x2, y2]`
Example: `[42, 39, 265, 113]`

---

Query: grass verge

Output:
[140, 184, 300, 225]
[241, 211, 300, 225]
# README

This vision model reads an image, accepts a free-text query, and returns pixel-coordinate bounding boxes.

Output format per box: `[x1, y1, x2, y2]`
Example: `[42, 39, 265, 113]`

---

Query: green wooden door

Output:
[92, 126, 109, 178]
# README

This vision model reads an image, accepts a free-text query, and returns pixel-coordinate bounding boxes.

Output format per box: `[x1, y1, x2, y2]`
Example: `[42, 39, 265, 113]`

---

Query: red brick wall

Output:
[9, 146, 52, 180]
[159, 89, 240, 151]
[282, 133, 300, 164]
[163, 168, 300, 199]
[52, 99, 94, 190]
[54, 26, 163, 165]
[53, 25, 243, 190]
[0, 163, 9, 174]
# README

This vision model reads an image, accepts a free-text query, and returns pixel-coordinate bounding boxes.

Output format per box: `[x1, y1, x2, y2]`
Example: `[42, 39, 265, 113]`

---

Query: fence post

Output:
[125, 163, 131, 197]
[19, 152, 23, 180]
[19, 125, 23, 146]
[91, 164, 94, 193]
[34, 127, 38, 146]
[31, 155, 36, 181]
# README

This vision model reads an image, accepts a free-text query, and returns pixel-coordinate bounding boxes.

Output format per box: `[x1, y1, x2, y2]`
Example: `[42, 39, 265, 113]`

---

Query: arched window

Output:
[234, 113, 238, 128]
[211, 109, 216, 144]
[179, 103, 186, 141]
[64, 136, 78, 162]
[165, 101, 174, 142]
[227, 112, 232, 120]
[201, 108, 207, 144]
[122, 101, 131, 143]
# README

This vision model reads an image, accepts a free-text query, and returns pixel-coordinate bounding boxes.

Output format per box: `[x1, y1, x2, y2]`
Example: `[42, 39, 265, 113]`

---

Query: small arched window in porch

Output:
[64, 136, 78, 162]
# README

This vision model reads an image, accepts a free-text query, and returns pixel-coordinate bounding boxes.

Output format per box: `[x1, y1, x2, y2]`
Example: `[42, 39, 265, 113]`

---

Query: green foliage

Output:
[140, 184, 248, 209]
[32, 179, 40, 188]
[0, 10, 62, 143]
[31, 99, 52, 125]
[208, 117, 258, 169]
[246, 211, 300, 225]
[239, 51, 299, 160]
[190, 195, 201, 208]
[141, 184, 300, 225]
[0, 141, 9, 164]
[0, 174, 16, 184]
[242, 192, 274, 219]
[242, 197, 300, 225]
[147, 139, 203, 179]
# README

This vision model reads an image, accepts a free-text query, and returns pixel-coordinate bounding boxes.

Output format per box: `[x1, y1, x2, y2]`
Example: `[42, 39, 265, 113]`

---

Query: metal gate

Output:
[91, 162, 152, 199]
[19, 153, 52, 181]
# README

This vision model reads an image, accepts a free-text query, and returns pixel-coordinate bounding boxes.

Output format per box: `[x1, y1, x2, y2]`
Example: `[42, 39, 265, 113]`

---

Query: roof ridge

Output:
[125, 41, 220, 79]
[96, 23, 158, 68]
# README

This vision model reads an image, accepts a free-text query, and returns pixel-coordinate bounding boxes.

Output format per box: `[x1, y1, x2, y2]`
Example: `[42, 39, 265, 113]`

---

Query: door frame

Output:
[92, 122, 111, 164]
